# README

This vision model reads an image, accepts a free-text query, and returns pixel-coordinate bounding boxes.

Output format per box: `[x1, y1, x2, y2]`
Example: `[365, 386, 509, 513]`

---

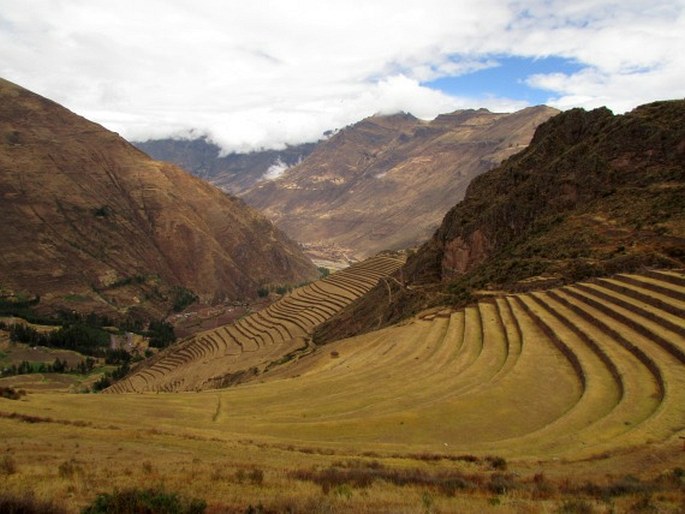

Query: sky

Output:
[1, 1, 684, 153]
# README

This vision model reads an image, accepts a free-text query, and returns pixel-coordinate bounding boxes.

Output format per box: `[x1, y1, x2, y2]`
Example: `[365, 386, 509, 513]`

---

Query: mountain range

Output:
[138, 107, 558, 263]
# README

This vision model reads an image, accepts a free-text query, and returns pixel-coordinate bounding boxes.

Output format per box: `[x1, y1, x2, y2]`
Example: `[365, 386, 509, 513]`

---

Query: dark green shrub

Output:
[556, 499, 594, 513]
[171, 287, 198, 313]
[92, 206, 110, 218]
[92, 375, 112, 392]
[0, 386, 26, 400]
[147, 320, 176, 348]
[81, 488, 206, 514]
[486, 456, 507, 470]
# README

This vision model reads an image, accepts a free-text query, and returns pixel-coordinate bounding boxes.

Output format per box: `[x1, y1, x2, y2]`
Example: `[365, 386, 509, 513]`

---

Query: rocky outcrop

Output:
[441, 229, 491, 278]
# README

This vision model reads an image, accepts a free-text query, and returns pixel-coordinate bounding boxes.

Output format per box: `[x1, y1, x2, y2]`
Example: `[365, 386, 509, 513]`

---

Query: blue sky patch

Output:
[425, 55, 585, 104]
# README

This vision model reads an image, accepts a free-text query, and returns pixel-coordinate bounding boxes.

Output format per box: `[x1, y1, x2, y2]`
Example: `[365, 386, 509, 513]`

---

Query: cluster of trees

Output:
[257, 284, 294, 297]
[257, 268, 330, 299]
[172, 286, 198, 312]
[0, 297, 178, 391]
[147, 320, 175, 348]
[4, 319, 175, 354]
[92, 361, 131, 392]
[7, 323, 109, 356]
[0, 356, 96, 378]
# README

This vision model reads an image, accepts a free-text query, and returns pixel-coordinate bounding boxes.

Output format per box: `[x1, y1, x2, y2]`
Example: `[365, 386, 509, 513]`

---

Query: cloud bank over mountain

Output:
[1, 0, 683, 152]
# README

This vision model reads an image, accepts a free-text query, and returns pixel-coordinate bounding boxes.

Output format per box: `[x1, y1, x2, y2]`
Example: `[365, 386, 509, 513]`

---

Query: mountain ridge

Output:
[242, 105, 559, 261]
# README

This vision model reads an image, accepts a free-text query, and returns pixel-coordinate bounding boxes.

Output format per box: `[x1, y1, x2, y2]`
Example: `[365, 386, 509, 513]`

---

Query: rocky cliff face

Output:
[242, 107, 558, 261]
[314, 100, 685, 343]
[0, 78, 317, 320]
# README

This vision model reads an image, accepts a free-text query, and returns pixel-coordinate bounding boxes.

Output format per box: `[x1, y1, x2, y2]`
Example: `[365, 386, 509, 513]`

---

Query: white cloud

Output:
[263, 158, 290, 181]
[1, 0, 683, 152]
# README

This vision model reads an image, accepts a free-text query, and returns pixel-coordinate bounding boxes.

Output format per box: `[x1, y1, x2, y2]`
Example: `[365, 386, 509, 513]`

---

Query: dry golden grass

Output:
[0, 270, 683, 512]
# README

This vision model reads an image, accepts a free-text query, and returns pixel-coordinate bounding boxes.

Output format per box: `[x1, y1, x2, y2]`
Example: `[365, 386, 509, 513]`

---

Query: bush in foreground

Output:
[0, 491, 65, 514]
[81, 488, 206, 514]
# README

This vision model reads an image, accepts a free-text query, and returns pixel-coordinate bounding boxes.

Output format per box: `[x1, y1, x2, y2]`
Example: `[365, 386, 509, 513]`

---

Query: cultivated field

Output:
[1, 269, 684, 512]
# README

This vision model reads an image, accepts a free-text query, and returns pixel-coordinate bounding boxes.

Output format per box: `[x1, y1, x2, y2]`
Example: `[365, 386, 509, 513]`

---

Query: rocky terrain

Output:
[314, 100, 685, 343]
[0, 78, 317, 321]
[243, 107, 558, 261]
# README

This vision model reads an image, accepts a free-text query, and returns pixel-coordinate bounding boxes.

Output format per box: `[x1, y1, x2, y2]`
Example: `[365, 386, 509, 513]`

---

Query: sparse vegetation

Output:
[92, 205, 111, 218]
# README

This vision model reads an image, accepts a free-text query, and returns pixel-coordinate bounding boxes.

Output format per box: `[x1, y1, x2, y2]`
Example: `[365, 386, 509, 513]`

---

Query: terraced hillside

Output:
[240, 269, 684, 457]
[103, 268, 685, 458]
[107, 255, 405, 393]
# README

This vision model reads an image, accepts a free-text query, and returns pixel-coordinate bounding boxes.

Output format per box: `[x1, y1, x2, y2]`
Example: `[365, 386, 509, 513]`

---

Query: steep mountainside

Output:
[314, 100, 685, 343]
[0, 78, 317, 320]
[243, 107, 558, 261]
[134, 137, 318, 195]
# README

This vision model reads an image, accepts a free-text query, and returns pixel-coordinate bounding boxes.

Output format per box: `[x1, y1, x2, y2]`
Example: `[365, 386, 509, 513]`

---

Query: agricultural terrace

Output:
[106, 254, 405, 393]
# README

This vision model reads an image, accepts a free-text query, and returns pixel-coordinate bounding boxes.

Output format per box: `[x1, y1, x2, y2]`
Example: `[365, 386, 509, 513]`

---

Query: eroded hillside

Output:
[0, 78, 317, 320]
